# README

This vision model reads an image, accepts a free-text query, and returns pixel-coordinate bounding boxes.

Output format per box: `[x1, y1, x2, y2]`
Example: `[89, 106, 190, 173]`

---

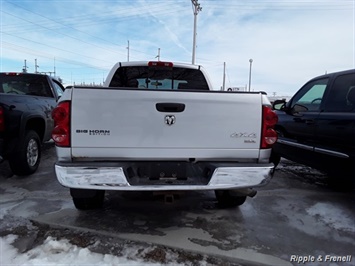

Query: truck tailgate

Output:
[70, 88, 262, 160]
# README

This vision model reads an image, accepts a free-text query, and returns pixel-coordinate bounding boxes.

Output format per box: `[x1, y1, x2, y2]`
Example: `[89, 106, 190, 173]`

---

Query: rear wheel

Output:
[215, 190, 247, 208]
[71, 189, 105, 210]
[9, 130, 41, 176]
[270, 150, 281, 167]
[270, 128, 285, 167]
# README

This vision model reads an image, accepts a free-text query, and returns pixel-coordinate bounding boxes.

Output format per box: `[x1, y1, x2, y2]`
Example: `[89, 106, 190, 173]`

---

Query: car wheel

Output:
[215, 190, 247, 208]
[72, 190, 105, 210]
[270, 128, 284, 167]
[9, 130, 41, 176]
[270, 150, 281, 167]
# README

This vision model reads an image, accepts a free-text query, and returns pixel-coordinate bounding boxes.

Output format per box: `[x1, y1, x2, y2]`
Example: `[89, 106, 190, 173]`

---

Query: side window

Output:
[52, 80, 64, 98]
[291, 78, 328, 112]
[324, 73, 355, 112]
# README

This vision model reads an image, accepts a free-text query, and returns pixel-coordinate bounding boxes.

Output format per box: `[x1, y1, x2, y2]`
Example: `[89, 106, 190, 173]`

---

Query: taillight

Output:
[261, 106, 278, 149]
[0, 106, 4, 132]
[52, 101, 70, 147]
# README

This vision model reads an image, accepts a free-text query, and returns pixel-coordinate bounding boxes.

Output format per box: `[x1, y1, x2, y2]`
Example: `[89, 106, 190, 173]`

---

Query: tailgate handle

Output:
[156, 103, 185, 113]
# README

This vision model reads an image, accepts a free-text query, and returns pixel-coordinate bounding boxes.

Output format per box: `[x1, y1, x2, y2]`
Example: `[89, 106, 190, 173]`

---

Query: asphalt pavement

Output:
[1, 142, 354, 266]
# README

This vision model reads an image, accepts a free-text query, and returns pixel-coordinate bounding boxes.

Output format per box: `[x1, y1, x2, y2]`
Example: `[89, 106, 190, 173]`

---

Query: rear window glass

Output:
[0, 74, 53, 97]
[108, 66, 209, 90]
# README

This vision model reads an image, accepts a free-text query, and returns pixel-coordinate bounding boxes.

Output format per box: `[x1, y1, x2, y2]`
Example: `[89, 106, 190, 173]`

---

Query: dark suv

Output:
[272, 69, 355, 185]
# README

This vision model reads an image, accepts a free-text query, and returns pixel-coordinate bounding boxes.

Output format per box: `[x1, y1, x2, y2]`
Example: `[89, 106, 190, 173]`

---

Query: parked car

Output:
[0, 72, 64, 175]
[272, 69, 355, 185]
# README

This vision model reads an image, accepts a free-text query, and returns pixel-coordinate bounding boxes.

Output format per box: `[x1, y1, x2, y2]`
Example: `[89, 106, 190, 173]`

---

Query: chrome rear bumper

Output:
[55, 161, 274, 191]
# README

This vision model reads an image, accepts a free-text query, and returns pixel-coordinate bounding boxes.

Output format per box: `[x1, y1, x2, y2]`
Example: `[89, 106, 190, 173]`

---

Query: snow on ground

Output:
[0, 234, 178, 266]
[306, 202, 355, 233]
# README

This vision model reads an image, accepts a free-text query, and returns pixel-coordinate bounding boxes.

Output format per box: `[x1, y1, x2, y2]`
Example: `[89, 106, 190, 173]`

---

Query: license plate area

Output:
[141, 162, 187, 180]
[125, 162, 213, 186]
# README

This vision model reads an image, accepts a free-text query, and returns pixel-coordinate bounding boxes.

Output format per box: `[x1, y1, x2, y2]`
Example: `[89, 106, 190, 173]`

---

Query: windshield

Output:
[108, 66, 209, 90]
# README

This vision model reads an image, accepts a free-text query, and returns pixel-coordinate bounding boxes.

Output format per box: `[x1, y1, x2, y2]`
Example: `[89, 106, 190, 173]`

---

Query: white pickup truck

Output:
[52, 61, 278, 210]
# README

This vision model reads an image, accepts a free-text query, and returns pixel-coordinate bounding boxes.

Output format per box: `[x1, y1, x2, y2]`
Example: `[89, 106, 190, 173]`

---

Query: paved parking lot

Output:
[1, 142, 354, 266]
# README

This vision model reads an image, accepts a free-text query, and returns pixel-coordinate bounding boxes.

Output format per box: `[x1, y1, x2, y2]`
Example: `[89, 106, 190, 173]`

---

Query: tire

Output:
[9, 130, 41, 176]
[215, 190, 247, 208]
[72, 190, 105, 210]
[270, 150, 281, 167]
[270, 128, 284, 167]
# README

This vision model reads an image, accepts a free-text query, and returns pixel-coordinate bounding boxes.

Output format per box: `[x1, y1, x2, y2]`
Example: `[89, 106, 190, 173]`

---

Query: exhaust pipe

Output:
[232, 188, 257, 198]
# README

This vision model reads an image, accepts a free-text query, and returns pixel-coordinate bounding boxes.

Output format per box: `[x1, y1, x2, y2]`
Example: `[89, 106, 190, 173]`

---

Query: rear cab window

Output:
[0, 73, 53, 97]
[108, 66, 209, 90]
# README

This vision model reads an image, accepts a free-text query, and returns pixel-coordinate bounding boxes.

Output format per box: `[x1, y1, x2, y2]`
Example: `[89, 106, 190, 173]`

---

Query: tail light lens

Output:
[52, 101, 70, 147]
[261, 106, 278, 149]
[148, 61, 173, 67]
[0, 106, 4, 132]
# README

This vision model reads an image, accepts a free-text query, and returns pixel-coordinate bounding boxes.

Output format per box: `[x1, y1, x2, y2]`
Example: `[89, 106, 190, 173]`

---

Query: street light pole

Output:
[248, 59, 253, 92]
[191, 0, 202, 65]
[127, 40, 130, 62]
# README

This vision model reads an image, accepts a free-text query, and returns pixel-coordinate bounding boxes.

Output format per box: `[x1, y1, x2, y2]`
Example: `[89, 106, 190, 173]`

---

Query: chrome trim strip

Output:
[277, 139, 313, 151]
[277, 138, 349, 159]
[314, 147, 349, 158]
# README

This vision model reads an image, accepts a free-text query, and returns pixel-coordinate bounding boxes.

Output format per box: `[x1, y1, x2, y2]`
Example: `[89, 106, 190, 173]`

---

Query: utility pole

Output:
[22, 59, 28, 73]
[54, 57, 56, 77]
[248, 58, 253, 92]
[35, 59, 39, 74]
[222, 62, 226, 91]
[127, 40, 130, 62]
[191, 0, 202, 65]
[155, 48, 161, 61]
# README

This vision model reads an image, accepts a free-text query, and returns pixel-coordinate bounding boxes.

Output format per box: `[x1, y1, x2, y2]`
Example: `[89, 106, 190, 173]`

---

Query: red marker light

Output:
[5, 73, 21, 76]
[148, 61, 173, 67]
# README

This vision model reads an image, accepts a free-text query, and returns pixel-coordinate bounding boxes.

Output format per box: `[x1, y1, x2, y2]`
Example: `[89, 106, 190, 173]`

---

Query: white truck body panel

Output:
[70, 88, 262, 160]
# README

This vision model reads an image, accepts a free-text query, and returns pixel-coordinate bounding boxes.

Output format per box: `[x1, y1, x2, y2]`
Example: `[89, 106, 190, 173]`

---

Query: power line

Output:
[1, 10, 127, 58]
[2, 1, 184, 58]
[1, 32, 113, 66]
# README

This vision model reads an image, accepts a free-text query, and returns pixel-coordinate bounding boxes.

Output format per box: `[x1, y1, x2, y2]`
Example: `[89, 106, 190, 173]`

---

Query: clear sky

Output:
[0, 0, 354, 96]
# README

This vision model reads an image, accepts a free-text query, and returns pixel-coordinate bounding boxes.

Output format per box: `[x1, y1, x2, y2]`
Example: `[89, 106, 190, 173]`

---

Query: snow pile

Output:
[306, 202, 355, 233]
[0, 235, 161, 266]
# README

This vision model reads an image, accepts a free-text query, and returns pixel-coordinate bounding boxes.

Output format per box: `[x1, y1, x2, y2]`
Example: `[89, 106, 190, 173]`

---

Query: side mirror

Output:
[272, 99, 286, 110]
[291, 104, 308, 116]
